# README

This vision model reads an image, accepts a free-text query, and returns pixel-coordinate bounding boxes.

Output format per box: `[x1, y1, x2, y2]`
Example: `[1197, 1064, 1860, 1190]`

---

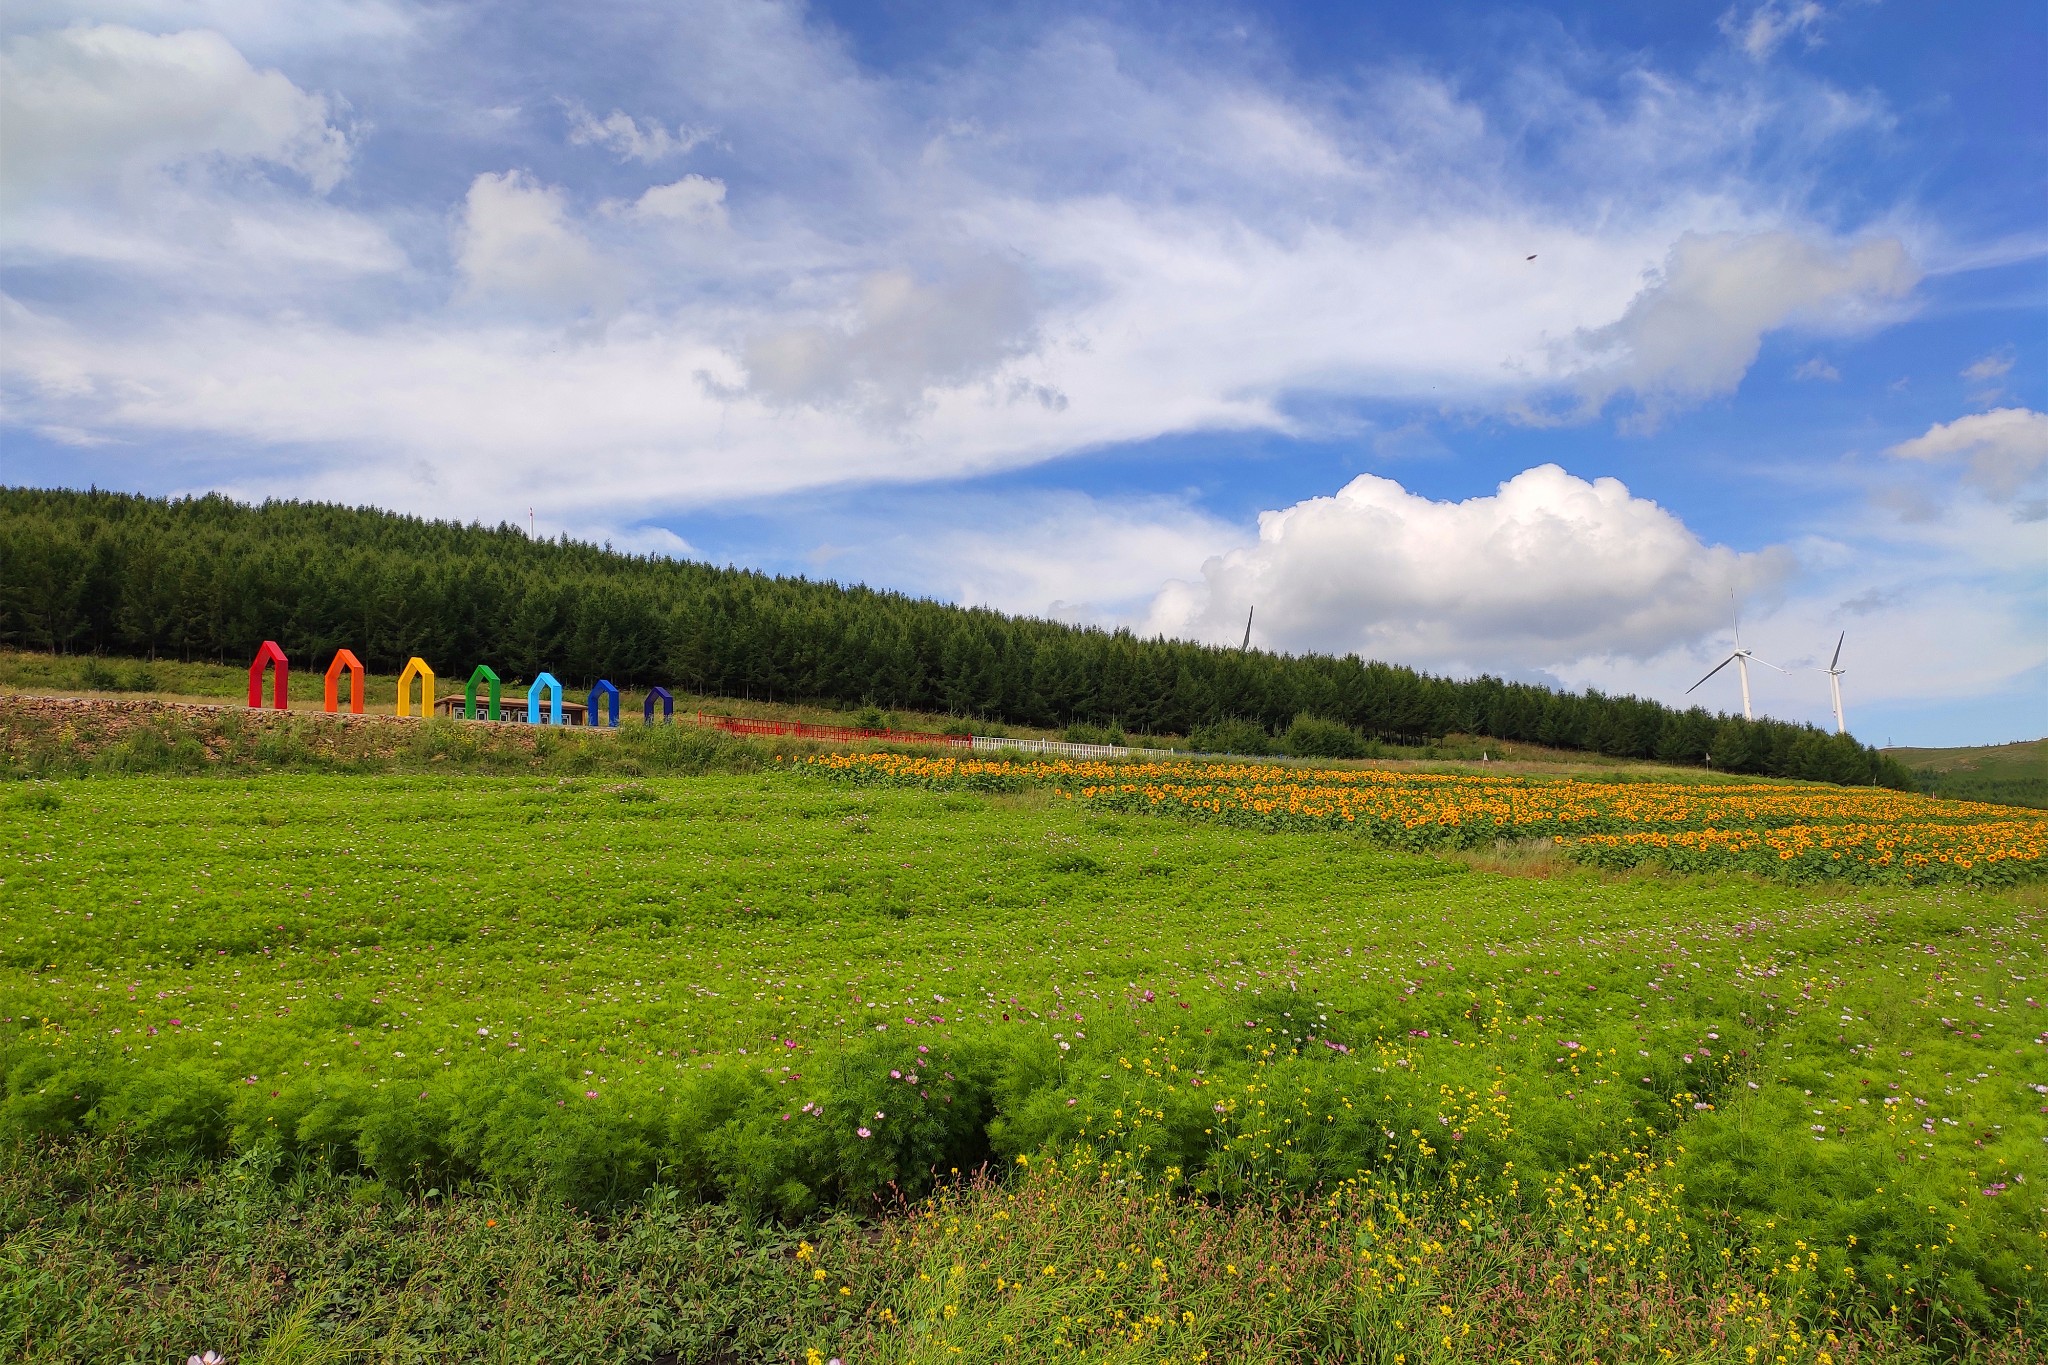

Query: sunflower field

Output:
[803, 753, 2048, 885]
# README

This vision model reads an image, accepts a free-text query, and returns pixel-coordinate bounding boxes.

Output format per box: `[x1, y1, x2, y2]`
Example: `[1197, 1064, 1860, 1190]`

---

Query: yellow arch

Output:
[397, 657, 435, 717]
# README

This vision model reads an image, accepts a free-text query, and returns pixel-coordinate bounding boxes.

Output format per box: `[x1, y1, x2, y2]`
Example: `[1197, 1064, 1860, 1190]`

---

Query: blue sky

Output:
[3, 0, 2043, 745]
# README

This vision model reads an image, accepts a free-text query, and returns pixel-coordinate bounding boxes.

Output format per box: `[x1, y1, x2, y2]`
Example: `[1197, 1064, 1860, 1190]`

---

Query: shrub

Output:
[1281, 713, 1367, 759]
[1187, 717, 1274, 755]
[1060, 723, 1125, 746]
[78, 658, 122, 691]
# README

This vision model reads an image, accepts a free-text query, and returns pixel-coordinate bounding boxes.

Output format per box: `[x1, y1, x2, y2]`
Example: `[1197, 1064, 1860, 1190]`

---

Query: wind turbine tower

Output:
[1686, 605, 1782, 721]
[1824, 632, 1848, 735]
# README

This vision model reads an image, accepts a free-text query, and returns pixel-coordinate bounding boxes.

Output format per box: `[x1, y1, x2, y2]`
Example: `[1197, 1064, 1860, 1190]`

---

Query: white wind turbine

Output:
[1823, 632, 1848, 735]
[1686, 606, 1783, 720]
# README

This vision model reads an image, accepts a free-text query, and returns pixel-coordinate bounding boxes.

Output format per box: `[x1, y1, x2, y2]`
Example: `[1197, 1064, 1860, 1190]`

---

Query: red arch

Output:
[325, 649, 365, 714]
[248, 641, 288, 710]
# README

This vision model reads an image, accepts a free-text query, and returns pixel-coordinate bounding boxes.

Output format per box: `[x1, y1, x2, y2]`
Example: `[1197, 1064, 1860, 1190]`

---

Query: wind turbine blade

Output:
[1751, 657, 1788, 673]
[1687, 654, 1736, 693]
[1830, 631, 1844, 672]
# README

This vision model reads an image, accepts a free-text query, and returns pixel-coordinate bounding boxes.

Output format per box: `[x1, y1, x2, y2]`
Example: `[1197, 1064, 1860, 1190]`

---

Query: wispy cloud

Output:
[1, 5, 1930, 522]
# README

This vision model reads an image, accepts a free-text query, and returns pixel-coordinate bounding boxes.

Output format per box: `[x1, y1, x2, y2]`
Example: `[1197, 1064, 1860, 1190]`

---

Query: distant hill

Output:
[1886, 739, 2048, 810]
[0, 485, 1912, 787]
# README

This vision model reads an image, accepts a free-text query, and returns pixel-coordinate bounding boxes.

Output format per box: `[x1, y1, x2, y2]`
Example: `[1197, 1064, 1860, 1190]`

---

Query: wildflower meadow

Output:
[2, 760, 2042, 1361]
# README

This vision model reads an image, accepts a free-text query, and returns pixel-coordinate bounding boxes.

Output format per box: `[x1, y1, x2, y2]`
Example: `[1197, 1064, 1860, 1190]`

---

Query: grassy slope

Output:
[1886, 740, 2048, 811]
[2, 769, 2042, 1361]
[1886, 740, 2047, 777]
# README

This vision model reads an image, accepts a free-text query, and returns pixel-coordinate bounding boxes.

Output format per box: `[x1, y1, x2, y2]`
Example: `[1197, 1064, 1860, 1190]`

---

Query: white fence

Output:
[970, 734, 1133, 760]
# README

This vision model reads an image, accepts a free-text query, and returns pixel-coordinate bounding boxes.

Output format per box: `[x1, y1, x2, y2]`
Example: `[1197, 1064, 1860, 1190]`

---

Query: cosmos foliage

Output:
[2, 768, 2039, 1335]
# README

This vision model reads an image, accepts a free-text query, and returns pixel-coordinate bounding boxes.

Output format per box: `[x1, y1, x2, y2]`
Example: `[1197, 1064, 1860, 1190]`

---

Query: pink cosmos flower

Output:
[857, 1127, 872, 1139]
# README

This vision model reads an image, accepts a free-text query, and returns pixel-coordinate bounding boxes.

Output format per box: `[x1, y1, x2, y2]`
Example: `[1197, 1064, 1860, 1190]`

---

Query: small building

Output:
[432, 695, 588, 724]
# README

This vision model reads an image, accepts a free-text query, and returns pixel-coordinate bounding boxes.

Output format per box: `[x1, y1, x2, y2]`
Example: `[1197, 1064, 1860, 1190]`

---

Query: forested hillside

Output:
[0, 487, 1909, 786]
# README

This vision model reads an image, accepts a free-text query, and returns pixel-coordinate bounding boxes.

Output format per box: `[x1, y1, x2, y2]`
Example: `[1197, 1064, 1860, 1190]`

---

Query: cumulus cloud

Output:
[0, 22, 402, 286]
[563, 102, 712, 162]
[1793, 356, 1840, 381]
[1720, 2, 1830, 61]
[1566, 231, 1916, 426]
[0, 23, 351, 199]
[454, 170, 616, 313]
[1887, 408, 2048, 501]
[1140, 465, 1791, 672]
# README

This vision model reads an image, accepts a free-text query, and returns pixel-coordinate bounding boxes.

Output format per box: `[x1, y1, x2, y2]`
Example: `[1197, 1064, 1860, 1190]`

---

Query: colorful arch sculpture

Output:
[465, 663, 501, 721]
[248, 641, 289, 710]
[396, 657, 435, 718]
[588, 679, 620, 728]
[324, 649, 365, 714]
[644, 686, 674, 724]
[528, 671, 563, 725]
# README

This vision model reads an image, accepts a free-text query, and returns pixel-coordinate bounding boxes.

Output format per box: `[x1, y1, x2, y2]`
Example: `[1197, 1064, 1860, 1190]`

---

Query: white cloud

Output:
[563, 102, 712, 163]
[1962, 350, 2015, 384]
[1962, 347, 2015, 403]
[621, 175, 727, 227]
[0, 22, 401, 286]
[1793, 356, 1840, 381]
[0, 23, 351, 199]
[0, 10, 1932, 514]
[1720, 2, 1830, 61]
[454, 170, 616, 313]
[1566, 231, 1916, 426]
[1887, 408, 2048, 501]
[743, 261, 1037, 410]
[882, 493, 1240, 625]
[1140, 465, 1791, 672]
[2, 1, 417, 55]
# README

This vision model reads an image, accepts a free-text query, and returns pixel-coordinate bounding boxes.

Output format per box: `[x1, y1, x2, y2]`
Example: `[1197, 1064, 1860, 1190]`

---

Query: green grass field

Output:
[1888, 741, 2048, 812]
[3, 766, 2043, 1362]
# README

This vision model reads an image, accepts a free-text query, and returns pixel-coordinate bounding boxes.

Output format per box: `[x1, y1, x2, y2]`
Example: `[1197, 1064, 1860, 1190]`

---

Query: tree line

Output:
[0, 487, 1911, 787]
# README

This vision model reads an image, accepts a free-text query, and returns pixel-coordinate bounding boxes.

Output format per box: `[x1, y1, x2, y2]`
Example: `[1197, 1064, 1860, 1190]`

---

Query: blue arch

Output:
[527, 671, 563, 725]
[644, 686, 674, 725]
[588, 679, 620, 728]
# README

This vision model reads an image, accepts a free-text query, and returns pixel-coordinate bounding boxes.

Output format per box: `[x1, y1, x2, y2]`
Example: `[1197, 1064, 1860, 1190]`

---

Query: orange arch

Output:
[325, 649, 365, 714]
[248, 641, 288, 710]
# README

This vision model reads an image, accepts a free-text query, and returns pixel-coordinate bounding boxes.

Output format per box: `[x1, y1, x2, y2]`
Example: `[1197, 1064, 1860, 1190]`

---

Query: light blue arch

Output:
[588, 679, 620, 728]
[527, 671, 563, 725]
